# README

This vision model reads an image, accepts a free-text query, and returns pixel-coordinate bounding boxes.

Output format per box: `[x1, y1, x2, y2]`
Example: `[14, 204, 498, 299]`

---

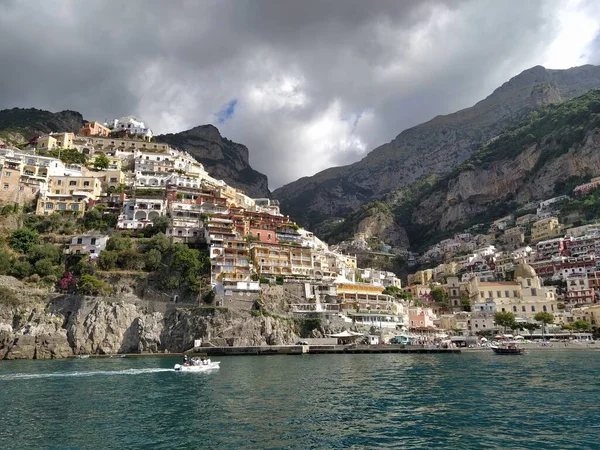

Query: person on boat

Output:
[201, 357, 208, 365]
[183, 355, 189, 366]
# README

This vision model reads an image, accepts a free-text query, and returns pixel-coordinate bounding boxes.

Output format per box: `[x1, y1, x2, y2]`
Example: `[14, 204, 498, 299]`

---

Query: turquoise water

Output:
[1, 352, 599, 449]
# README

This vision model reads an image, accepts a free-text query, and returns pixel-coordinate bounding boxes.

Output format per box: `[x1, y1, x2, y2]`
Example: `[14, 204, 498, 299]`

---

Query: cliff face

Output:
[274, 65, 600, 234]
[0, 277, 300, 360]
[157, 125, 271, 198]
[416, 130, 600, 231]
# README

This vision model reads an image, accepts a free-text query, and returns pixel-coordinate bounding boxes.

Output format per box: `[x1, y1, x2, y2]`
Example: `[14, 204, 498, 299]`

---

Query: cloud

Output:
[1, 0, 599, 189]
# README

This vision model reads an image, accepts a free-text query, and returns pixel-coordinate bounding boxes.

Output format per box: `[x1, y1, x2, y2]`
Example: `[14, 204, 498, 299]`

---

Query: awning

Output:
[327, 330, 364, 338]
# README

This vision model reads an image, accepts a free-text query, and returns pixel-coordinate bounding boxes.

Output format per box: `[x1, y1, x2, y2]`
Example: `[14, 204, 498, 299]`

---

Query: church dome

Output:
[514, 259, 537, 279]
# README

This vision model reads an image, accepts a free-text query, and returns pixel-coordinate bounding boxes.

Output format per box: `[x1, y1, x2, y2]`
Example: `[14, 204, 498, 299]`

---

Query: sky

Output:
[1, 0, 600, 189]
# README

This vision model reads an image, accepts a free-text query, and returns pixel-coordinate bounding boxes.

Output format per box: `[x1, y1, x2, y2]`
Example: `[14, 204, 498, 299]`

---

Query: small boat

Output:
[491, 341, 525, 355]
[174, 357, 220, 372]
[76, 355, 90, 359]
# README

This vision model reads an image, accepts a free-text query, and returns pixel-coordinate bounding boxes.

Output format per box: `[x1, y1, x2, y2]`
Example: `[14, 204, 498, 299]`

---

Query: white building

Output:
[117, 198, 167, 229]
[107, 116, 153, 139]
[65, 235, 109, 258]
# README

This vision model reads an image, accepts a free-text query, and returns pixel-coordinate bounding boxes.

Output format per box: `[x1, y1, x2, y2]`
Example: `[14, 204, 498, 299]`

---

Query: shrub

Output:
[28, 244, 61, 265]
[9, 228, 39, 254]
[0, 286, 19, 307]
[106, 234, 132, 252]
[58, 272, 76, 291]
[77, 274, 112, 296]
[144, 249, 162, 271]
[9, 259, 32, 278]
[34, 258, 57, 277]
[98, 250, 118, 270]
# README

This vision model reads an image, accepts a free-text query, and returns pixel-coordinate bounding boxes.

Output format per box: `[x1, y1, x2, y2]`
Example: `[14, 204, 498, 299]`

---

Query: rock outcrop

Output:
[156, 124, 271, 198]
[0, 278, 302, 359]
[274, 64, 600, 240]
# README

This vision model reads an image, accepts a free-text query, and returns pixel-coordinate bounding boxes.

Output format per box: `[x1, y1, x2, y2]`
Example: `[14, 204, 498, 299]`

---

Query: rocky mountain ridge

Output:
[273, 64, 600, 239]
[157, 124, 270, 198]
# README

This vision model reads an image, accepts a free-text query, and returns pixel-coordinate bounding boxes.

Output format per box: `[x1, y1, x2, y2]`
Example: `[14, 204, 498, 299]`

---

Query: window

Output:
[57, 180, 62, 185]
[83, 181, 90, 187]
[497, 291, 501, 298]
[501, 308, 505, 312]
[268, 233, 272, 240]
[480, 291, 484, 299]
[69, 181, 77, 186]
[531, 306, 535, 312]
[77, 238, 83, 244]
[58, 203, 66, 210]
[46, 203, 54, 209]
[488, 291, 492, 298]
[90, 238, 96, 245]
[110, 177, 117, 183]
[531, 288, 536, 296]
[513, 290, 518, 298]
[522, 306, 526, 312]
[513, 306, 517, 312]
[55, 190, 60, 194]
[70, 204, 79, 211]
[543, 305, 547, 312]
[505, 290, 510, 297]
[2, 184, 8, 190]
[4, 172, 10, 177]
[527, 279, 531, 287]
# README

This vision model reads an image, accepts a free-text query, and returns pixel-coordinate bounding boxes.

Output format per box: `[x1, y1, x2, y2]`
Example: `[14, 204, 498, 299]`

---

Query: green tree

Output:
[9, 228, 39, 253]
[28, 244, 61, 265]
[106, 234, 132, 252]
[534, 311, 554, 338]
[144, 248, 162, 271]
[0, 248, 12, 274]
[143, 216, 170, 237]
[521, 322, 540, 338]
[572, 319, 592, 332]
[144, 232, 170, 254]
[9, 259, 32, 278]
[92, 152, 110, 170]
[33, 258, 58, 277]
[98, 250, 118, 270]
[430, 287, 447, 304]
[116, 249, 144, 270]
[494, 311, 516, 333]
[382, 286, 402, 297]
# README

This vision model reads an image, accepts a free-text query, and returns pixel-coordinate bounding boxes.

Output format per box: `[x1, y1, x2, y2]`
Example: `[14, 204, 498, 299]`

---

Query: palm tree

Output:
[534, 312, 554, 340]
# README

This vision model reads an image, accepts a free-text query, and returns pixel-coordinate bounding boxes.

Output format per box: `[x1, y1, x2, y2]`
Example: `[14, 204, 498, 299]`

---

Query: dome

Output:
[514, 259, 537, 279]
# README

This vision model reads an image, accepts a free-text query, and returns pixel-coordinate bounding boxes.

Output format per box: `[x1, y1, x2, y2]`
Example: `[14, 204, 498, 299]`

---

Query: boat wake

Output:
[0, 367, 172, 380]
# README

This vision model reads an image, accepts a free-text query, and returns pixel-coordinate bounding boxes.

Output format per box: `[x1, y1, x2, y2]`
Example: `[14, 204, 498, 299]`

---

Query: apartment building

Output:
[531, 217, 561, 242]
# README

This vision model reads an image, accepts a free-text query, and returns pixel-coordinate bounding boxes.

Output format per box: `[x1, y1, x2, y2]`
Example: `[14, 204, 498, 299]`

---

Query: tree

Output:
[521, 322, 540, 338]
[98, 250, 118, 270]
[92, 152, 110, 170]
[143, 216, 170, 237]
[572, 319, 592, 332]
[382, 286, 402, 297]
[144, 248, 162, 271]
[430, 287, 447, 304]
[34, 258, 58, 277]
[106, 234, 132, 252]
[534, 311, 554, 338]
[494, 311, 516, 333]
[9, 228, 39, 254]
[28, 244, 61, 265]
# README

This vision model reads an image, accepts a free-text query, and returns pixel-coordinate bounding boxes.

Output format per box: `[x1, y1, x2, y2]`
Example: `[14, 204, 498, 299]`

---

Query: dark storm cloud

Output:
[0, 0, 598, 188]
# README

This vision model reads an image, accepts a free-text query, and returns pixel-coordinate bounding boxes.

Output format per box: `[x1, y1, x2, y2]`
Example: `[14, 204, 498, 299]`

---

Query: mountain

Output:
[404, 88, 600, 248]
[156, 125, 270, 198]
[273, 64, 600, 237]
[0, 107, 84, 143]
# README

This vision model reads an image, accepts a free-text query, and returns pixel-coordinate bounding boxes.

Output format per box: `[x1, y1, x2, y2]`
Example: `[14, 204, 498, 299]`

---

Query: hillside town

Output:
[1, 116, 600, 346]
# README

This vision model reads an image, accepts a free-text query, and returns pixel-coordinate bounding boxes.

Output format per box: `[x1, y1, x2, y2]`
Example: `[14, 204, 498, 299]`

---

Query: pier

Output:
[189, 344, 461, 356]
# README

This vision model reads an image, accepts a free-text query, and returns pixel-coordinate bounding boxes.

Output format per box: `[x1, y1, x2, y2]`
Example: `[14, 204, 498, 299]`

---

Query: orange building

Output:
[79, 121, 111, 137]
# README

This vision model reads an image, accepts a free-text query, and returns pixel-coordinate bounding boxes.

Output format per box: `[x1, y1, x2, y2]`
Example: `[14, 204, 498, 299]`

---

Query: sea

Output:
[0, 351, 599, 449]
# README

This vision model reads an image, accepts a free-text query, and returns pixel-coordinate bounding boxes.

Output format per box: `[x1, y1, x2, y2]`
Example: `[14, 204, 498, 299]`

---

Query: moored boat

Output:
[491, 341, 525, 355]
[174, 357, 220, 372]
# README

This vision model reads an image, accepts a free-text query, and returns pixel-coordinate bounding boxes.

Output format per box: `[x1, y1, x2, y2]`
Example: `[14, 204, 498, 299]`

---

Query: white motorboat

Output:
[174, 357, 220, 372]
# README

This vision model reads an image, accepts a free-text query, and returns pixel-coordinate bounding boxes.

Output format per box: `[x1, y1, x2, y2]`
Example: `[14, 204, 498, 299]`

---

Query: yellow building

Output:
[36, 193, 89, 216]
[408, 269, 433, 286]
[250, 244, 293, 277]
[47, 175, 102, 198]
[469, 260, 558, 319]
[335, 281, 394, 312]
[37, 132, 74, 150]
[82, 165, 125, 190]
[531, 217, 561, 242]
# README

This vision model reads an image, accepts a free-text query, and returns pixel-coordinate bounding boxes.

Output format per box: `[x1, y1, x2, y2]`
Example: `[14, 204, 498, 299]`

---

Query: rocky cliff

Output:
[156, 125, 271, 198]
[0, 107, 84, 144]
[406, 88, 600, 246]
[274, 64, 600, 238]
[0, 277, 303, 360]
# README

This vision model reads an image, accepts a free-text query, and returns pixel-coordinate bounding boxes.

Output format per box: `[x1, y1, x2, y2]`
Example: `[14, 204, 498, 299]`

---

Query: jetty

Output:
[188, 344, 460, 356]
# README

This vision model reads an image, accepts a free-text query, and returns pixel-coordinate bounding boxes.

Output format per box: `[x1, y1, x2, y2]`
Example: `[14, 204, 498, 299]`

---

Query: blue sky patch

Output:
[216, 99, 238, 124]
